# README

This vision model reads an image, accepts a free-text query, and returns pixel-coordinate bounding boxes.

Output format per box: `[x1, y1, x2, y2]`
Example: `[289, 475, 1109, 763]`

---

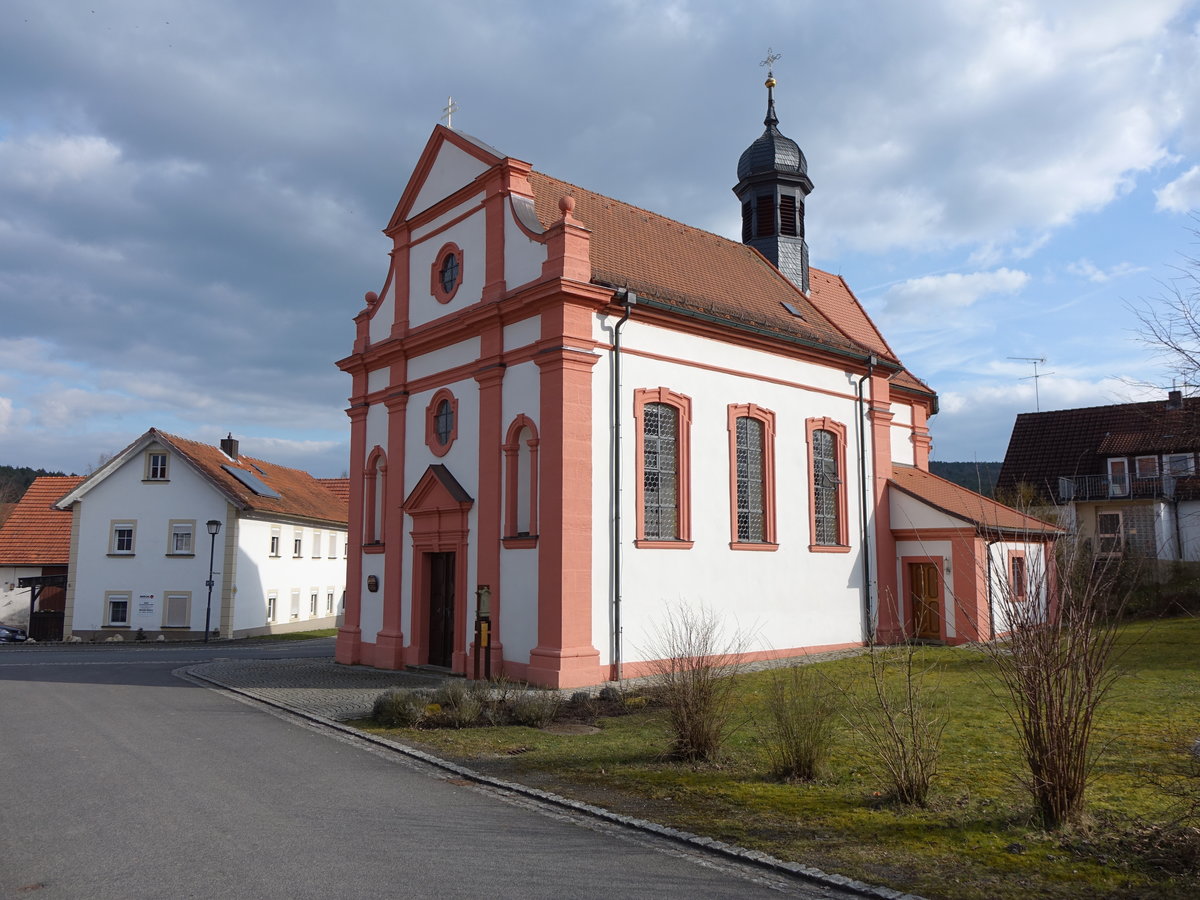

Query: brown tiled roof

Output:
[156, 432, 349, 526]
[56, 430, 348, 528]
[0, 476, 84, 566]
[318, 478, 351, 504]
[997, 397, 1200, 496]
[891, 465, 1060, 536]
[530, 173, 892, 361]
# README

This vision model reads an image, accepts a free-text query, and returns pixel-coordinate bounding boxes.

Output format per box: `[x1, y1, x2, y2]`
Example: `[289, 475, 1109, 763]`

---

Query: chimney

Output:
[1167, 390, 1183, 410]
[220, 433, 239, 459]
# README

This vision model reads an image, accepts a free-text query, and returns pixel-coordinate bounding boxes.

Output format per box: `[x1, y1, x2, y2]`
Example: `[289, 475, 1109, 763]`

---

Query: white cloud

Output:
[1156, 164, 1200, 212]
[883, 268, 1030, 317]
[0, 134, 121, 189]
[1066, 258, 1147, 282]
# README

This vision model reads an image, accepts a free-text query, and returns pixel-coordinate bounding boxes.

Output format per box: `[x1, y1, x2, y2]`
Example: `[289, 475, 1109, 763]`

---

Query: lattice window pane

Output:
[736, 417, 765, 542]
[642, 403, 679, 540]
[812, 429, 840, 545]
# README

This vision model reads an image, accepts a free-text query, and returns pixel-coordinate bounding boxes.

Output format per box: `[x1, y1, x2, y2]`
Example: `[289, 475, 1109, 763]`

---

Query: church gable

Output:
[389, 125, 502, 226]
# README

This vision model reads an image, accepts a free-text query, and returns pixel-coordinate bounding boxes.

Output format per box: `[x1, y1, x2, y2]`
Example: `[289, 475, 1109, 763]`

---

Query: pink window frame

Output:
[1007, 549, 1027, 602]
[634, 388, 693, 549]
[727, 403, 777, 550]
[424, 388, 459, 458]
[502, 414, 540, 549]
[430, 242, 464, 304]
[806, 417, 850, 552]
[363, 445, 387, 552]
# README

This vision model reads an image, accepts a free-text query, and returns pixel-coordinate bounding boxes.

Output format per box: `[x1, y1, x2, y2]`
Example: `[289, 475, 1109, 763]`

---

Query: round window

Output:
[434, 399, 454, 446]
[439, 252, 460, 294]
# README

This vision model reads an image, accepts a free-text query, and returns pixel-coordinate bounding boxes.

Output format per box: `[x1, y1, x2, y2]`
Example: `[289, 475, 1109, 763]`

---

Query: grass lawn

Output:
[357, 617, 1200, 899]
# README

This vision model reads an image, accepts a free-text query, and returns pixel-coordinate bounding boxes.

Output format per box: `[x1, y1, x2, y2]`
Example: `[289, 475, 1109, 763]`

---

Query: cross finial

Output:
[760, 47, 782, 76]
[441, 96, 460, 129]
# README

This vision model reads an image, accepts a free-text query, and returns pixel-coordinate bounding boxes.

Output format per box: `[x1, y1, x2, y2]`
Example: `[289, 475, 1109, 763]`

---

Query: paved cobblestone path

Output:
[188, 656, 445, 720]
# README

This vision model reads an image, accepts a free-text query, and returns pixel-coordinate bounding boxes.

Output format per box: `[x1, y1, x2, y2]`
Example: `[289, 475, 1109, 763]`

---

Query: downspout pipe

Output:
[855, 354, 877, 642]
[611, 288, 636, 682]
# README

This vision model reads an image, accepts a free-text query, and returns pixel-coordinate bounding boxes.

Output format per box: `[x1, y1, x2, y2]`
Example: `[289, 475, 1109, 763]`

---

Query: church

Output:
[334, 75, 1059, 687]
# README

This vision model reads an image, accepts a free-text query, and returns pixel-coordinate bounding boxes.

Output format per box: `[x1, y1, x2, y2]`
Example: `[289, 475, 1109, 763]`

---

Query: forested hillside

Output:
[928, 460, 1002, 498]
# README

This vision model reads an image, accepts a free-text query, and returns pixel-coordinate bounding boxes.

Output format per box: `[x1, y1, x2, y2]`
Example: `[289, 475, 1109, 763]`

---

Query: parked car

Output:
[0, 623, 28, 643]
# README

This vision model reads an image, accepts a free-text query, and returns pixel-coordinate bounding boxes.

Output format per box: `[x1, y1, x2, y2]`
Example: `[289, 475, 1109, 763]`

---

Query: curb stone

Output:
[181, 662, 926, 900]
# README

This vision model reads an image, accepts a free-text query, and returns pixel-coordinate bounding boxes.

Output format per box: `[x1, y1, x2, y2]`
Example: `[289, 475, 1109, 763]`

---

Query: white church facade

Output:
[336, 80, 1058, 688]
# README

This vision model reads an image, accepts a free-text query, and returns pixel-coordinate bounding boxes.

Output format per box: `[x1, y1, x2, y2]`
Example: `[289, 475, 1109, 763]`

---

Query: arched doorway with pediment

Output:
[402, 464, 473, 672]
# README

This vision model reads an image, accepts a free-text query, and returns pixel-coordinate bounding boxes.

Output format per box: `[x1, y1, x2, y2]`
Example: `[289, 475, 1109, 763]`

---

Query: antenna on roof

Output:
[441, 96, 459, 129]
[1008, 356, 1054, 411]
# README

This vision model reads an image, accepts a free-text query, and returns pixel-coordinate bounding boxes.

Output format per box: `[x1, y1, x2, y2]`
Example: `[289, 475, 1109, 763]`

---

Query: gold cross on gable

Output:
[759, 47, 782, 73]
[441, 96, 459, 129]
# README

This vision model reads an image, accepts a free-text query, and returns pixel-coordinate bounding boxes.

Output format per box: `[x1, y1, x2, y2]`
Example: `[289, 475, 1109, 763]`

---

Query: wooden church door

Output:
[427, 552, 456, 668]
[909, 562, 941, 640]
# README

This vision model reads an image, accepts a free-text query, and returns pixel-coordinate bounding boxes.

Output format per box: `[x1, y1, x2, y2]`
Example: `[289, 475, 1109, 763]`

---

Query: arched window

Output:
[424, 388, 458, 457]
[806, 418, 848, 551]
[503, 415, 539, 547]
[728, 403, 776, 549]
[634, 389, 692, 548]
[363, 446, 387, 548]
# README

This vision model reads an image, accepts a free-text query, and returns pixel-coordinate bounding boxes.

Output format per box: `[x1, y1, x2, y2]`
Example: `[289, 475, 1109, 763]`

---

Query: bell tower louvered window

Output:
[779, 195, 798, 237]
[755, 195, 776, 238]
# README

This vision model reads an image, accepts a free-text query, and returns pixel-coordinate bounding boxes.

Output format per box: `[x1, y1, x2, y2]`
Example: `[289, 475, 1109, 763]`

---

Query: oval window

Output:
[439, 252, 460, 294]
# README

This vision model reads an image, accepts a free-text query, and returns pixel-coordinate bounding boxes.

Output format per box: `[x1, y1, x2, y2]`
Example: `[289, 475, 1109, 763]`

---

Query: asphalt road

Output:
[0, 641, 858, 899]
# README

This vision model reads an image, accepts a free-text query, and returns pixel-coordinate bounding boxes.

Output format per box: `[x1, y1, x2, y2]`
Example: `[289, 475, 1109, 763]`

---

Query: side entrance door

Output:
[909, 561, 941, 640]
[427, 552, 456, 668]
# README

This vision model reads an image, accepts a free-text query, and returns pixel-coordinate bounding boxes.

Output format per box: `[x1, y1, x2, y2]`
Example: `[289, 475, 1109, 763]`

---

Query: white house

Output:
[335, 76, 1059, 687]
[999, 393, 1200, 566]
[55, 429, 349, 640]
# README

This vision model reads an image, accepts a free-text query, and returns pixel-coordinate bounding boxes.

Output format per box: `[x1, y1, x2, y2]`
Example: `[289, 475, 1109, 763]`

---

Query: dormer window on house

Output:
[145, 451, 169, 481]
[430, 243, 464, 303]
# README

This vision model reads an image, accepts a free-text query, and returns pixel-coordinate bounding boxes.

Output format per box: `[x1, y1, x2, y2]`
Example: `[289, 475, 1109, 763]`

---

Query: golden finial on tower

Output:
[760, 47, 781, 87]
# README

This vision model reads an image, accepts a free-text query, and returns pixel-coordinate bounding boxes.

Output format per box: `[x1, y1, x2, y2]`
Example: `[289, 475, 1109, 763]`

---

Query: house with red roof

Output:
[0, 476, 84, 639]
[998, 391, 1200, 563]
[53, 429, 349, 641]
[335, 75, 1059, 686]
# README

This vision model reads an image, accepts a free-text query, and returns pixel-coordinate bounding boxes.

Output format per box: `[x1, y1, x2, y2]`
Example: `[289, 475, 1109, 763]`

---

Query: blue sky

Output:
[2, 0, 1199, 476]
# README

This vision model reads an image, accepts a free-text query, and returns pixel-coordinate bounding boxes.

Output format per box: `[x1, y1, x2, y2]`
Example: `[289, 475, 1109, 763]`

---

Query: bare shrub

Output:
[642, 602, 748, 763]
[507, 690, 561, 728]
[431, 680, 485, 728]
[372, 688, 428, 728]
[763, 662, 840, 781]
[842, 637, 946, 806]
[983, 535, 1129, 829]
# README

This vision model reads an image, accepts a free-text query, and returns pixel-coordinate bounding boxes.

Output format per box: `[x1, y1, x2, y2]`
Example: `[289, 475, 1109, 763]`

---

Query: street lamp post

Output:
[204, 519, 221, 642]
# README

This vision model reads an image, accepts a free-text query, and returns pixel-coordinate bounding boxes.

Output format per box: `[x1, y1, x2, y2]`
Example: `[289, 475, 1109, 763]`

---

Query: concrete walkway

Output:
[181, 648, 916, 900]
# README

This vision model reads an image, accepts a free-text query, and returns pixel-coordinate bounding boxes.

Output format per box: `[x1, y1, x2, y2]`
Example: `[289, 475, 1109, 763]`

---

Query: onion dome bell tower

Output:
[734, 69, 814, 293]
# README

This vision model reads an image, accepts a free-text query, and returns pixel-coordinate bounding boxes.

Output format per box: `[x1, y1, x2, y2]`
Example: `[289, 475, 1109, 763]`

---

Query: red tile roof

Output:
[998, 397, 1200, 496]
[527, 172, 934, 402]
[318, 478, 351, 504]
[155, 432, 349, 526]
[891, 465, 1060, 536]
[0, 476, 84, 566]
[57, 430, 348, 528]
